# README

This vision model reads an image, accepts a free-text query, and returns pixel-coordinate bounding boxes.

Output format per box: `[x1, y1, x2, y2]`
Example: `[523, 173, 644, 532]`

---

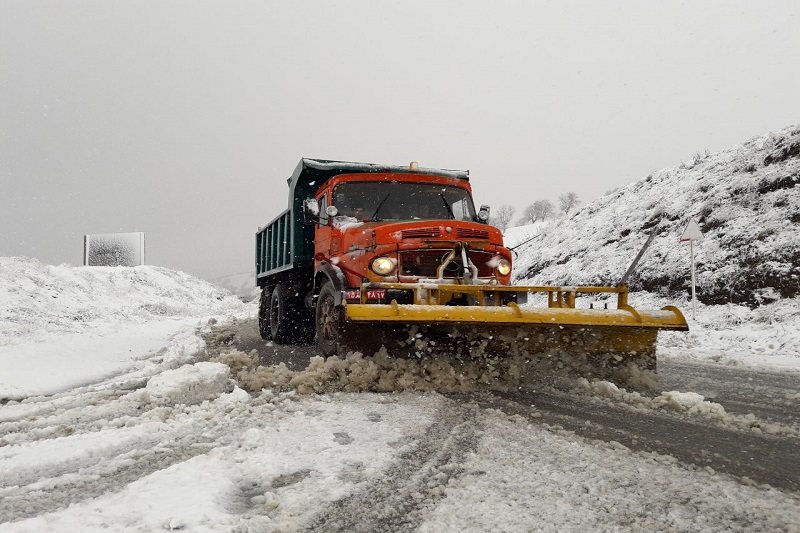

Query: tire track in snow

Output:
[0, 386, 155, 448]
[303, 400, 482, 533]
[0, 399, 280, 524]
[0, 430, 214, 523]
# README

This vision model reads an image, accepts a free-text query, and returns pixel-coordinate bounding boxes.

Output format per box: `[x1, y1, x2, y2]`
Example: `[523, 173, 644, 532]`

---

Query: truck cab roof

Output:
[287, 158, 469, 208]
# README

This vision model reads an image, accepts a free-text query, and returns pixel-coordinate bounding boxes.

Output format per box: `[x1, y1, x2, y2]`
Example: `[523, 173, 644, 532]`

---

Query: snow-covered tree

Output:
[519, 200, 555, 224]
[491, 204, 516, 231]
[559, 192, 580, 216]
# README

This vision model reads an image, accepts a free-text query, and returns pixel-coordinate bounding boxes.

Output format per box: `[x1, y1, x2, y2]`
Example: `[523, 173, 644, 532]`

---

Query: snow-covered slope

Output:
[0, 257, 246, 345]
[0, 258, 251, 399]
[510, 124, 800, 308]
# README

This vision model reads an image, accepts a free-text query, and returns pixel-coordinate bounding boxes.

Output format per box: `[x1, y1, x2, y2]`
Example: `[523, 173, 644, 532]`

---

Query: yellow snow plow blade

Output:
[338, 283, 687, 387]
[344, 282, 687, 331]
[346, 300, 687, 330]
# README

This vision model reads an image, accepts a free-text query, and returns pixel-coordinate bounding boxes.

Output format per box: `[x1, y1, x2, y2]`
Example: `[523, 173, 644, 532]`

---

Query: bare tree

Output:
[533, 199, 555, 221]
[517, 204, 536, 225]
[519, 200, 555, 224]
[559, 192, 580, 216]
[491, 204, 516, 231]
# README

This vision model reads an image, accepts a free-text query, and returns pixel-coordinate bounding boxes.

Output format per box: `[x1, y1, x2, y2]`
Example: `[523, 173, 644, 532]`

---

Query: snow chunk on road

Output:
[654, 390, 727, 417]
[581, 379, 727, 419]
[144, 362, 232, 405]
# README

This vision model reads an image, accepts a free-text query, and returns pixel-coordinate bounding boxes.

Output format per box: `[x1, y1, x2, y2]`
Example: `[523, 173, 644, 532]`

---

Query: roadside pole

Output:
[680, 218, 705, 320]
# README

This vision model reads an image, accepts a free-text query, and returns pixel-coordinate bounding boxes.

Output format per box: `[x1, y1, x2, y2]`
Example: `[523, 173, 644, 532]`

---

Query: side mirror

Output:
[477, 204, 491, 224]
[303, 198, 320, 225]
[325, 205, 339, 218]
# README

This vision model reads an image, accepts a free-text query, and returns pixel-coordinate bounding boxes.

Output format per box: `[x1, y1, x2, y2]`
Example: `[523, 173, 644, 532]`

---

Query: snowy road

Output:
[250, 339, 800, 493]
[2, 276, 800, 532]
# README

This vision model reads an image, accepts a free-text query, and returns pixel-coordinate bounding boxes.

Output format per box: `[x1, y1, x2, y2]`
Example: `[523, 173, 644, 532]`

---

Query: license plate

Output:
[345, 289, 386, 301]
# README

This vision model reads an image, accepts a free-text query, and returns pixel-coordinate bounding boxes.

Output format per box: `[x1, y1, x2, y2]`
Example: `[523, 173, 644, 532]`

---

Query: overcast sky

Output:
[2, 1, 799, 281]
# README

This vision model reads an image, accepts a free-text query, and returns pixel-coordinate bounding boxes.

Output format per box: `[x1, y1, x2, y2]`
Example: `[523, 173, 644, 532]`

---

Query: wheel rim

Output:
[318, 293, 338, 346]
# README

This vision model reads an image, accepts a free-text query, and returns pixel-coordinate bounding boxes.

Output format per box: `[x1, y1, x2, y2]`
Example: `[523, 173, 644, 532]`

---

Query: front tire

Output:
[315, 282, 342, 357]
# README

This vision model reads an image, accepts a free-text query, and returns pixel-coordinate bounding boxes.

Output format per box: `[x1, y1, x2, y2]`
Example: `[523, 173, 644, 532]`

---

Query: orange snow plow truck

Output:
[255, 159, 687, 383]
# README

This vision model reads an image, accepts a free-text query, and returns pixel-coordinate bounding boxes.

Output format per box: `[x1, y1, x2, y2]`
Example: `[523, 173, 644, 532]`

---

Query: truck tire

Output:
[269, 285, 293, 344]
[258, 288, 272, 341]
[270, 284, 315, 345]
[315, 282, 342, 357]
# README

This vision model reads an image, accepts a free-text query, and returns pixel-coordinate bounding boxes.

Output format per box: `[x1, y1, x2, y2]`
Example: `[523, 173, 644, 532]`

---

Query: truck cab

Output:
[310, 171, 512, 295]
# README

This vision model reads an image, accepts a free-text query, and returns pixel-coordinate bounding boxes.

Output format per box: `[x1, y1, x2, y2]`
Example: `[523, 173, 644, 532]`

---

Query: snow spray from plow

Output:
[339, 284, 687, 388]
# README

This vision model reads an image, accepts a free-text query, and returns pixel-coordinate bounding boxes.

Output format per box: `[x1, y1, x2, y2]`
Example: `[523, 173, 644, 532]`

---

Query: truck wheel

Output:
[258, 288, 272, 341]
[270, 285, 292, 344]
[316, 282, 341, 357]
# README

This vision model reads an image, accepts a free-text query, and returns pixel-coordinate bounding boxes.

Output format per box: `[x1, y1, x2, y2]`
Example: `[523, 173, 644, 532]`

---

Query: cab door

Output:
[314, 192, 333, 261]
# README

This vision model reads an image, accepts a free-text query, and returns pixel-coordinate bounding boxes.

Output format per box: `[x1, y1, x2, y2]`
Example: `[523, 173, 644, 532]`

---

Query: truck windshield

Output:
[332, 182, 477, 222]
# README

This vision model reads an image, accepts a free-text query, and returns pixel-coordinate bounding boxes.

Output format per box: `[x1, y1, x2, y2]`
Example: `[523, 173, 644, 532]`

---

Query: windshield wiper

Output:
[439, 193, 454, 219]
[370, 193, 391, 221]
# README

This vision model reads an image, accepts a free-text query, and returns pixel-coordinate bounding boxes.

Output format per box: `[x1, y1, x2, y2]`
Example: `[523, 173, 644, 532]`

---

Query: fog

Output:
[2, 1, 798, 280]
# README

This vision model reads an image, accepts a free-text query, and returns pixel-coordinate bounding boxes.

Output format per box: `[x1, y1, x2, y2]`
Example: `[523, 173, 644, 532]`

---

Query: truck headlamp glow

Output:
[371, 257, 397, 276]
[495, 258, 512, 276]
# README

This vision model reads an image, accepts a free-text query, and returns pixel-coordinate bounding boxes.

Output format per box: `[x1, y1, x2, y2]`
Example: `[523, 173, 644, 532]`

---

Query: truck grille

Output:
[399, 250, 495, 278]
[401, 227, 442, 239]
[455, 228, 489, 240]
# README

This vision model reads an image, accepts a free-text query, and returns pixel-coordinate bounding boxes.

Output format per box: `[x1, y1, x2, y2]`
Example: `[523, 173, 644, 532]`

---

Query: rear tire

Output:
[316, 282, 342, 357]
[270, 285, 292, 344]
[258, 288, 272, 341]
[269, 283, 315, 345]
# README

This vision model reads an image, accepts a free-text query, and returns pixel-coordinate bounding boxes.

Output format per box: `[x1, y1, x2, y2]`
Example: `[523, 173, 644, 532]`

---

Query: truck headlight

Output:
[495, 258, 511, 276]
[371, 257, 397, 276]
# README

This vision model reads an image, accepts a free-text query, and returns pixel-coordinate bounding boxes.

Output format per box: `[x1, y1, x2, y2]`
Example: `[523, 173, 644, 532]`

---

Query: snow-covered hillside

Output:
[0, 258, 249, 399]
[509, 124, 800, 308]
[0, 258, 245, 344]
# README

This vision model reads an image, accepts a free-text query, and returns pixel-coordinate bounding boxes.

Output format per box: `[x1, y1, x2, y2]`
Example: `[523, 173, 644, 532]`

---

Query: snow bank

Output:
[0, 257, 247, 345]
[0, 257, 252, 399]
[631, 291, 800, 366]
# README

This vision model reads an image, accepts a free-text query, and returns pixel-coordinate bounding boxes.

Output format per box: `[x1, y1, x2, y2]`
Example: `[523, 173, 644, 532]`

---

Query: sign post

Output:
[680, 218, 705, 319]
